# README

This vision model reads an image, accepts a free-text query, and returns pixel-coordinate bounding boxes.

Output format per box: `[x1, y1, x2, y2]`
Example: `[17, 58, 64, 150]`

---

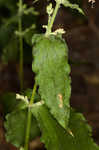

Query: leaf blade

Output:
[32, 34, 71, 128]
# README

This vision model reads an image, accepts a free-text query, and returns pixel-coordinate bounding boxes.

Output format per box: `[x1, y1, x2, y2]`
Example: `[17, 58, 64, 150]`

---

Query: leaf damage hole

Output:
[58, 94, 63, 108]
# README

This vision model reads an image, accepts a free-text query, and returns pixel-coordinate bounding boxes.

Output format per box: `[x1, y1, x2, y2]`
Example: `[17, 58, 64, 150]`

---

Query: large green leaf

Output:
[31, 104, 75, 150]
[4, 109, 40, 148]
[32, 34, 71, 128]
[31, 104, 99, 150]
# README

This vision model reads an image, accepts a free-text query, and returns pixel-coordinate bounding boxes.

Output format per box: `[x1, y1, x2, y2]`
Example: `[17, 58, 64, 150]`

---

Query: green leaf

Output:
[31, 105, 75, 150]
[32, 34, 71, 128]
[61, 0, 84, 15]
[69, 109, 99, 150]
[4, 109, 40, 148]
[31, 105, 99, 150]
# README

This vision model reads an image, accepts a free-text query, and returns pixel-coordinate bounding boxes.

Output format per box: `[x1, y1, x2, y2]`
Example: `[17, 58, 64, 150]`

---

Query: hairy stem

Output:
[46, 2, 60, 36]
[19, 0, 24, 91]
[24, 84, 37, 150]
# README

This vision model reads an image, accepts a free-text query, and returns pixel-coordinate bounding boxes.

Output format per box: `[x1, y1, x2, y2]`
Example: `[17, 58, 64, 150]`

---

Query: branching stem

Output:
[46, 2, 60, 36]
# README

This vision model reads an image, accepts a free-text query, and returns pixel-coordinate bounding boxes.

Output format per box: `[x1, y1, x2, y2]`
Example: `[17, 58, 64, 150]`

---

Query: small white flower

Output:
[51, 28, 65, 35]
[29, 101, 44, 108]
[16, 94, 29, 104]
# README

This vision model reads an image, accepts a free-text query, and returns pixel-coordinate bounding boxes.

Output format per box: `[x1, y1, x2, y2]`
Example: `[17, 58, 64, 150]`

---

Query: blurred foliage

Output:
[0, 0, 39, 64]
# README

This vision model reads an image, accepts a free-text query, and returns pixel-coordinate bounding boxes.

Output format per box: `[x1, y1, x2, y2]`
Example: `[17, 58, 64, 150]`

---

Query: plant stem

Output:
[46, 2, 60, 36]
[24, 84, 37, 150]
[19, 0, 23, 91]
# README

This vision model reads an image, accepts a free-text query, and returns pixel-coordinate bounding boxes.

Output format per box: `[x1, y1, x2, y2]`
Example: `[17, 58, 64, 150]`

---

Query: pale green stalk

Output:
[24, 84, 37, 150]
[46, 2, 60, 36]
